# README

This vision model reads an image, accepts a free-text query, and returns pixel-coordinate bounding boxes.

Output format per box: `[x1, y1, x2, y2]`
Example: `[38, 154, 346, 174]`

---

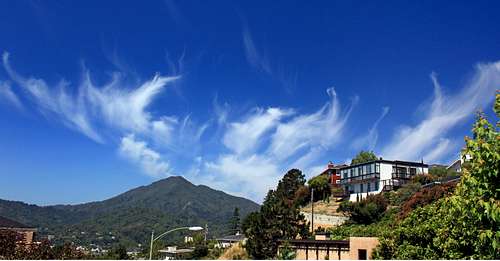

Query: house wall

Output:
[348, 237, 379, 259]
[290, 237, 379, 260]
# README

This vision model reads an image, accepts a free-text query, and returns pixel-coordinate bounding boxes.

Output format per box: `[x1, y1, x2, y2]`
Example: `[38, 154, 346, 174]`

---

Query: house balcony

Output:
[339, 173, 380, 184]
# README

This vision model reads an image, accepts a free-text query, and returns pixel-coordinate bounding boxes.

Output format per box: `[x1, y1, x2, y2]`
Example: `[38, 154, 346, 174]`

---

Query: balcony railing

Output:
[339, 173, 380, 184]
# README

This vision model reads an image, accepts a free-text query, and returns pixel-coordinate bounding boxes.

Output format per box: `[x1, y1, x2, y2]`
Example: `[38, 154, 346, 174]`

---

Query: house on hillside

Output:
[336, 159, 428, 201]
[318, 162, 347, 187]
[0, 216, 37, 245]
[215, 232, 246, 248]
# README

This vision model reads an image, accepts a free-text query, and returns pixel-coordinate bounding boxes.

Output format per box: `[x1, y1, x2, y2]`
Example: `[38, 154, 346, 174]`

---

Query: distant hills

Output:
[0, 176, 260, 248]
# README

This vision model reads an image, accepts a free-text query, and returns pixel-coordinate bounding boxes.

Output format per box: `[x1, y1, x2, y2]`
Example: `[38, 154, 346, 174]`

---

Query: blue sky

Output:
[0, 1, 499, 205]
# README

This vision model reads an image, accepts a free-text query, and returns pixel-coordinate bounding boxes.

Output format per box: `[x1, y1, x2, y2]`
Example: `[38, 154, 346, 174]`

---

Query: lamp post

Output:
[149, 226, 203, 260]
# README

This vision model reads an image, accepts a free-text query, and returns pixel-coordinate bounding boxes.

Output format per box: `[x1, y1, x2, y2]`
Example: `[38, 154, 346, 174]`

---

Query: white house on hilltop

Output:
[338, 159, 428, 201]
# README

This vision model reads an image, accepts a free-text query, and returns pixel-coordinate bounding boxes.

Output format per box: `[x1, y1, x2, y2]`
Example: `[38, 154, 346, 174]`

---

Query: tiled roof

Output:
[0, 216, 34, 229]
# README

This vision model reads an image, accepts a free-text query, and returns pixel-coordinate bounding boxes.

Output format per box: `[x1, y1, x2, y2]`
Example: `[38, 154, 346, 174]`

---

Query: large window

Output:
[375, 163, 380, 173]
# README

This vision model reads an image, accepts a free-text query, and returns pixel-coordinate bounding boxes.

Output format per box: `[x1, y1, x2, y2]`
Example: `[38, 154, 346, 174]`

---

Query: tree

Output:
[107, 244, 129, 260]
[278, 240, 297, 260]
[308, 175, 331, 202]
[351, 151, 378, 165]
[243, 169, 310, 259]
[229, 207, 241, 234]
[373, 91, 500, 259]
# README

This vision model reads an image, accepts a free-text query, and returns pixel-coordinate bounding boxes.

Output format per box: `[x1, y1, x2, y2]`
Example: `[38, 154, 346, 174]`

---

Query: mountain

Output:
[0, 176, 260, 248]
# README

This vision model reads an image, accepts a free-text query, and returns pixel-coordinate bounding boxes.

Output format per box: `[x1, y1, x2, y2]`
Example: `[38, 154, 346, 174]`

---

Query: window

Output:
[375, 163, 380, 173]
[367, 182, 371, 192]
[358, 249, 367, 260]
[375, 181, 379, 191]
[410, 168, 416, 175]
[360, 183, 364, 192]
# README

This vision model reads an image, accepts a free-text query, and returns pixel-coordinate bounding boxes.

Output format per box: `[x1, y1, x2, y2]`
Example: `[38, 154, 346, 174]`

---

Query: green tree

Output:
[229, 207, 241, 234]
[351, 151, 378, 165]
[107, 244, 129, 260]
[278, 240, 297, 260]
[373, 91, 500, 259]
[242, 169, 310, 259]
[308, 175, 331, 202]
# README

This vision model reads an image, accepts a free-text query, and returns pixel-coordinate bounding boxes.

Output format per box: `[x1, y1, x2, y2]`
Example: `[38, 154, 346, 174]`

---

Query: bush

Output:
[337, 194, 388, 224]
[399, 182, 456, 219]
[410, 174, 435, 185]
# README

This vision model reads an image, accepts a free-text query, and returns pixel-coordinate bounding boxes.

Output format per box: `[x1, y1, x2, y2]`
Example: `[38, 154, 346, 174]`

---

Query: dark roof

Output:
[340, 159, 428, 169]
[216, 234, 246, 242]
[0, 216, 34, 229]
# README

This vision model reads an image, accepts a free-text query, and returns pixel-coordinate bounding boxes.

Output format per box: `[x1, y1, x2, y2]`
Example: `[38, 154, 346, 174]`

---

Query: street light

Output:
[149, 226, 204, 260]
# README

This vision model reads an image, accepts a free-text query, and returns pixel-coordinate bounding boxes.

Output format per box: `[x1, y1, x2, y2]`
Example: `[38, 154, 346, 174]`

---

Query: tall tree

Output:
[229, 207, 241, 234]
[351, 151, 378, 165]
[243, 169, 310, 259]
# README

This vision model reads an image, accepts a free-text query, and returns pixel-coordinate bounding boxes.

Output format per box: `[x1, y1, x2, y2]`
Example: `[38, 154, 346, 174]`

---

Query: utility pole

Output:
[149, 230, 154, 260]
[311, 188, 314, 234]
[204, 223, 208, 242]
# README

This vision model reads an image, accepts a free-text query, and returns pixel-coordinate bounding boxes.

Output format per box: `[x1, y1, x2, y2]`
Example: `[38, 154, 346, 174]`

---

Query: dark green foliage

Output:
[293, 185, 310, 206]
[384, 182, 421, 206]
[429, 165, 457, 178]
[328, 208, 399, 240]
[337, 194, 388, 224]
[308, 175, 331, 202]
[243, 169, 310, 259]
[192, 244, 208, 259]
[106, 244, 129, 260]
[278, 240, 297, 260]
[351, 151, 378, 165]
[373, 93, 500, 259]
[229, 207, 241, 234]
[0, 176, 259, 248]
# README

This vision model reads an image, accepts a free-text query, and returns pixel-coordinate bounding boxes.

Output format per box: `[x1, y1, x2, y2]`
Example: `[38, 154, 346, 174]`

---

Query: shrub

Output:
[410, 174, 435, 185]
[338, 194, 388, 224]
[399, 182, 456, 219]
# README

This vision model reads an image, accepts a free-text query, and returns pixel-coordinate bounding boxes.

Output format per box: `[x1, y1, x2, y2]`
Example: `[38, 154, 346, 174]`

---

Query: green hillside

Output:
[0, 176, 260, 248]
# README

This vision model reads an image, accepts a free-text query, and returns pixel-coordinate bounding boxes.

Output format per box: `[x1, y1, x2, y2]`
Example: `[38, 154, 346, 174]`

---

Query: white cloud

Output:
[269, 88, 357, 161]
[119, 134, 172, 177]
[243, 27, 272, 75]
[381, 61, 500, 162]
[3, 52, 103, 142]
[204, 88, 356, 202]
[223, 107, 292, 155]
[0, 81, 22, 109]
[351, 106, 390, 151]
[204, 153, 281, 201]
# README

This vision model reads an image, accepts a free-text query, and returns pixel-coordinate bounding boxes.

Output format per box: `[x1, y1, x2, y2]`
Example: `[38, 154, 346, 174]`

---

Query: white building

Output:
[339, 159, 428, 201]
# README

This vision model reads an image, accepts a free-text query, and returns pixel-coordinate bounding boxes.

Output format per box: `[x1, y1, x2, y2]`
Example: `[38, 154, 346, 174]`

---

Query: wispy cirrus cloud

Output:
[0, 81, 22, 109]
[242, 25, 298, 93]
[203, 88, 356, 200]
[351, 106, 390, 151]
[381, 61, 500, 163]
[119, 134, 172, 177]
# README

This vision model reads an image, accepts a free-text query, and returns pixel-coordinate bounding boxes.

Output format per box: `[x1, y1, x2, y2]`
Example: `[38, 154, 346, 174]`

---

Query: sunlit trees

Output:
[373, 91, 500, 259]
